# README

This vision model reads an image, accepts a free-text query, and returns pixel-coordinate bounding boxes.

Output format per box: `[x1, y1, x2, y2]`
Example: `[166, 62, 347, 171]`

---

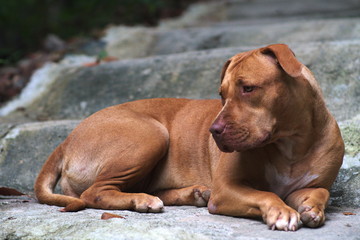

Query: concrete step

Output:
[104, 18, 360, 60]
[1, 41, 359, 122]
[155, 18, 360, 57]
[1, 203, 359, 239]
[158, 0, 360, 29]
[224, 0, 360, 21]
[0, 120, 79, 193]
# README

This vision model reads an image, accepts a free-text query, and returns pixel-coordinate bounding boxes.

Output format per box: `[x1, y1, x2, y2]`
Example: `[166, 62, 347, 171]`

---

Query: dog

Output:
[35, 44, 344, 231]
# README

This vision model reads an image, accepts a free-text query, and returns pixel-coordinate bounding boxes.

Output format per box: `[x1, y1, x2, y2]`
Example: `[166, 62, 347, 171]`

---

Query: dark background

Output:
[0, 0, 202, 66]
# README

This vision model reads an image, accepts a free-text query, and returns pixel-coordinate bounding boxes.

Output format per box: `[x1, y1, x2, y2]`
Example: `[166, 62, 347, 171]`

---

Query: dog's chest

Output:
[264, 164, 318, 199]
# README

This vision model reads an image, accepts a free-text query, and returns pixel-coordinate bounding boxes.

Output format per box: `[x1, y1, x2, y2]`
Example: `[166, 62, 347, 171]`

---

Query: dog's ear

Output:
[220, 59, 232, 83]
[261, 44, 303, 78]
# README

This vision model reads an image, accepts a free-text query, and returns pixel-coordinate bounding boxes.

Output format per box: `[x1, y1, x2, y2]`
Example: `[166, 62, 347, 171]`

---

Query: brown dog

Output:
[35, 44, 344, 231]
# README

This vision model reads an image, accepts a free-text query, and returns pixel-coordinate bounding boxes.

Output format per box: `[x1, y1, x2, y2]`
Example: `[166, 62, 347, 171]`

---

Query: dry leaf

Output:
[343, 212, 356, 216]
[101, 212, 126, 220]
[0, 187, 25, 196]
[83, 62, 99, 67]
[102, 56, 118, 62]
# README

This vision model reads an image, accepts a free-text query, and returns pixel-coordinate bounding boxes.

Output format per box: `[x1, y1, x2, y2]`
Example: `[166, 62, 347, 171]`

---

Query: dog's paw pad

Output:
[298, 205, 324, 228]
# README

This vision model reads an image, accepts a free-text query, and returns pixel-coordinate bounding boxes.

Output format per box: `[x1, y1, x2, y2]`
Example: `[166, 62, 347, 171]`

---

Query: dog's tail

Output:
[34, 144, 86, 211]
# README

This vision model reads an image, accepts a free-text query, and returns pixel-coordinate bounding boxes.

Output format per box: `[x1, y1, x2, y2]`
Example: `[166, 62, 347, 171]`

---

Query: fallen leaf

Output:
[102, 56, 118, 62]
[343, 212, 356, 216]
[83, 62, 99, 67]
[82, 56, 118, 67]
[0, 187, 25, 196]
[101, 212, 126, 220]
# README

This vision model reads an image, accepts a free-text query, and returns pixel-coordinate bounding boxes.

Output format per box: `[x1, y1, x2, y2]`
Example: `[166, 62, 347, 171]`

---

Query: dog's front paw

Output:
[263, 205, 301, 231]
[193, 186, 211, 207]
[132, 194, 164, 213]
[298, 204, 325, 228]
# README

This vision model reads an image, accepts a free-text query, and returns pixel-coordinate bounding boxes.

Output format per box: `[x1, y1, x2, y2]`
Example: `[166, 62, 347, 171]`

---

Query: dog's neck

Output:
[275, 69, 332, 164]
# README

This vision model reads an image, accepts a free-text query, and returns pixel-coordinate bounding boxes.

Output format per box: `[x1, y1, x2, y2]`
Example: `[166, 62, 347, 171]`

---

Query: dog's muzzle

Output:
[209, 122, 250, 152]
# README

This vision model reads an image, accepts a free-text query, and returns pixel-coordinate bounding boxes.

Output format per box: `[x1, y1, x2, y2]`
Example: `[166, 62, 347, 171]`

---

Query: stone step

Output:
[1, 41, 359, 122]
[104, 18, 360, 60]
[0, 120, 79, 193]
[1, 203, 359, 239]
[331, 115, 360, 207]
[158, 0, 360, 29]
[224, 0, 360, 21]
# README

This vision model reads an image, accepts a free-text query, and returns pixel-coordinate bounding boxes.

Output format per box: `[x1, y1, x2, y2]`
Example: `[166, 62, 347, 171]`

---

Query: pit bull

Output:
[35, 44, 344, 231]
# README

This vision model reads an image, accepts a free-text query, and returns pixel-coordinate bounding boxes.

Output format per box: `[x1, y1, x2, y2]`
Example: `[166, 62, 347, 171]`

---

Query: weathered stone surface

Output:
[340, 116, 360, 159]
[105, 18, 360, 58]
[104, 26, 157, 59]
[0, 120, 79, 193]
[224, 0, 360, 20]
[158, 0, 360, 29]
[330, 115, 360, 207]
[293, 41, 360, 121]
[1, 48, 243, 121]
[1, 202, 359, 240]
[159, 1, 226, 29]
[0, 55, 96, 122]
[1, 41, 359, 122]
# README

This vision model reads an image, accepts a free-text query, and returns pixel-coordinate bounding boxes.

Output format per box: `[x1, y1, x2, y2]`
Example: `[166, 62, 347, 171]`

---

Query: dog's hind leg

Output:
[74, 160, 167, 212]
[79, 182, 164, 213]
[78, 150, 167, 213]
[154, 185, 211, 207]
[69, 116, 170, 213]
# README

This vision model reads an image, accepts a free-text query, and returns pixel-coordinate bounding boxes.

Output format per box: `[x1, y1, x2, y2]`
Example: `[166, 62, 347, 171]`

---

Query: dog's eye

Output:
[219, 92, 226, 105]
[243, 86, 255, 93]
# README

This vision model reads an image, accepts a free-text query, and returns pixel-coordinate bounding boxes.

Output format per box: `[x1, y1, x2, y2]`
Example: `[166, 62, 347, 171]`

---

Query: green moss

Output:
[341, 122, 360, 157]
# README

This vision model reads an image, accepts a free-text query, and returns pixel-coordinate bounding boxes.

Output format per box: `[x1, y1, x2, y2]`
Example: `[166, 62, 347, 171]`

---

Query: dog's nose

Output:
[209, 122, 226, 135]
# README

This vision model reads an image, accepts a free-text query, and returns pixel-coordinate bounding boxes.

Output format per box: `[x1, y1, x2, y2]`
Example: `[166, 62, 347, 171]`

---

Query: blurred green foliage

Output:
[0, 0, 200, 65]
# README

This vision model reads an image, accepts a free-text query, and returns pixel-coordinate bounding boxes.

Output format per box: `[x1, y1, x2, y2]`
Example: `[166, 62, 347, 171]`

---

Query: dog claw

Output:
[265, 205, 301, 231]
[133, 195, 164, 213]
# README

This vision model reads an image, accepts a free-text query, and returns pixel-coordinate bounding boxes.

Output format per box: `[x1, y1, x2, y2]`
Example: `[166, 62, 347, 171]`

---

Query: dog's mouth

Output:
[212, 130, 272, 153]
[215, 141, 235, 153]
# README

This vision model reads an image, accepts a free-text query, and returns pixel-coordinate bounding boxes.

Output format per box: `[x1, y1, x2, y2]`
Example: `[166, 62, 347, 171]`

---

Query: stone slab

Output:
[330, 114, 360, 208]
[104, 18, 360, 59]
[159, 0, 360, 29]
[0, 201, 359, 240]
[1, 41, 359, 122]
[0, 121, 79, 193]
[224, 0, 360, 20]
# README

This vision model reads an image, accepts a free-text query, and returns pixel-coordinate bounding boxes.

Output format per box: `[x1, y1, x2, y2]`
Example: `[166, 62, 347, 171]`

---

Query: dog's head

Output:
[210, 44, 317, 152]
